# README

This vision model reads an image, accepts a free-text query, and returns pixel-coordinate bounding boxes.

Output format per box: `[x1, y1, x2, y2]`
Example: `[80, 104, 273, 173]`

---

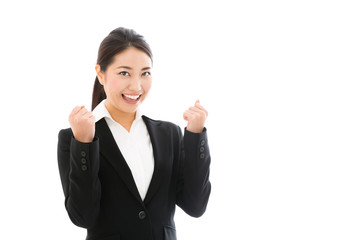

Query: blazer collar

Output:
[95, 116, 168, 206]
[95, 118, 144, 205]
[141, 116, 168, 205]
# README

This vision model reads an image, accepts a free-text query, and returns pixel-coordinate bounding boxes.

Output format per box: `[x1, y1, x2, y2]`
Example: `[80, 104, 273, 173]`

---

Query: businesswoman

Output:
[57, 27, 211, 240]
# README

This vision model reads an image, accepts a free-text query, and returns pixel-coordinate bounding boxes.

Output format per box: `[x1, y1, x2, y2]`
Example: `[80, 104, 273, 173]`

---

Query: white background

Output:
[1, 0, 360, 239]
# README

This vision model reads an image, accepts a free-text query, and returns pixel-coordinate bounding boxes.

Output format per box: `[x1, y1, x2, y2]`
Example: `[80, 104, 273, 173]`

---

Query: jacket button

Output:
[138, 211, 146, 220]
[81, 158, 87, 164]
[81, 151, 86, 157]
[200, 153, 205, 159]
[81, 165, 88, 171]
[200, 146, 205, 153]
[200, 140, 205, 146]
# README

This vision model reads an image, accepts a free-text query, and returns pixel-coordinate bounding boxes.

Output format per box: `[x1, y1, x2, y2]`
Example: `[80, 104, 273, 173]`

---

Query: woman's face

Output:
[96, 47, 152, 115]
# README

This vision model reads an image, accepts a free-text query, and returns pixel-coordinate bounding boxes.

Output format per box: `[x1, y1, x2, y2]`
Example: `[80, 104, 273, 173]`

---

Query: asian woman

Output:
[57, 27, 211, 240]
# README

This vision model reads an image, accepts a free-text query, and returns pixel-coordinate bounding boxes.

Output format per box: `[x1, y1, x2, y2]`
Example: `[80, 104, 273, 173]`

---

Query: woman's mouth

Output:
[122, 94, 142, 104]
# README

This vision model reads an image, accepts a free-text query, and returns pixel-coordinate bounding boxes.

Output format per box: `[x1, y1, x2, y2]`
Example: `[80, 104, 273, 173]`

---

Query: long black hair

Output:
[91, 27, 153, 110]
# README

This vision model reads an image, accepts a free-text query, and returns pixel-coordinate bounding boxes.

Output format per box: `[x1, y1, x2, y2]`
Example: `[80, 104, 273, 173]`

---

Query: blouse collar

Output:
[92, 99, 143, 124]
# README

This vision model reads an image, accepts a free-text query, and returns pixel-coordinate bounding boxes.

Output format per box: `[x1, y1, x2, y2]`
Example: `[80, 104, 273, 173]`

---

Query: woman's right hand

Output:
[68, 106, 96, 143]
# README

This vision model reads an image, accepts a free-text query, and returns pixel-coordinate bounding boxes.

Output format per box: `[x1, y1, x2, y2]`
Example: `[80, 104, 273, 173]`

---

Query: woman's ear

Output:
[95, 64, 105, 85]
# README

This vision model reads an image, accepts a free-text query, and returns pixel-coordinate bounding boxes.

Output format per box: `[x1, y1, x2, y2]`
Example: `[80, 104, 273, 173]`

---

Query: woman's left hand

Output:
[183, 100, 208, 133]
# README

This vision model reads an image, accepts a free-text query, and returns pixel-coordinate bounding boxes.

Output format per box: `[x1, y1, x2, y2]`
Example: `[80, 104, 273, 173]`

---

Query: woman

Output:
[57, 27, 211, 240]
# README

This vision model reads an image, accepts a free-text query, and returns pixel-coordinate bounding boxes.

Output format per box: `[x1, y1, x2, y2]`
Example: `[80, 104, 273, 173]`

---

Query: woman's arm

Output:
[57, 129, 101, 228]
[176, 127, 211, 217]
[57, 106, 101, 228]
[176, 100, 211, 217]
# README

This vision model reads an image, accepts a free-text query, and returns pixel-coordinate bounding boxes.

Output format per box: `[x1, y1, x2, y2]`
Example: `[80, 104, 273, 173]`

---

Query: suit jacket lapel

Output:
[142, 116, 169, 205]
[95, 118, 144, 205]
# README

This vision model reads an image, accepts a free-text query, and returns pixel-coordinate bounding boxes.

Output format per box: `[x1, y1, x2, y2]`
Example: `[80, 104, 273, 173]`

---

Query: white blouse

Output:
[92, 99, 154, 200]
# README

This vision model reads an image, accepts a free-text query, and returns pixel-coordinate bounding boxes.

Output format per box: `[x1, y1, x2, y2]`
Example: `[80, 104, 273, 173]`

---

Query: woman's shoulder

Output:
[141, 115, 182, 133]
[58, 128, 74, 146]
[58, 127, 73, 137]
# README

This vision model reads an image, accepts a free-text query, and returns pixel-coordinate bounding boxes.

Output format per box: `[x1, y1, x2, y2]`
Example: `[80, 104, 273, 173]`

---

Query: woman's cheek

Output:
[143, 79, 152, 92]
[109, 77, 125, 92]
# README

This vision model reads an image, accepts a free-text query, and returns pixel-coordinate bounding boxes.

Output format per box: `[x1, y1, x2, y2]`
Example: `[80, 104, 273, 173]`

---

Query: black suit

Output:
[57, 116, 211, 240]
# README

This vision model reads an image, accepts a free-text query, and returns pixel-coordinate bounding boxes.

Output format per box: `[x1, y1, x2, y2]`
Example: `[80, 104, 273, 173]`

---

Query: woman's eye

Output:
[142, 72, 151, 77]
[119, 71, 129, 76]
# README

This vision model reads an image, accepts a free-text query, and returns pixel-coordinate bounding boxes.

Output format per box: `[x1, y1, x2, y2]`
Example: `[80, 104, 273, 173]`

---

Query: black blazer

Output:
[57, 116, 211, 240]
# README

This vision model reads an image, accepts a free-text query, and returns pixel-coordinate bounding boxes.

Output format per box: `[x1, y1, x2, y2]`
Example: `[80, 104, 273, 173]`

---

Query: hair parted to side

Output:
[92, 27, 153, 110]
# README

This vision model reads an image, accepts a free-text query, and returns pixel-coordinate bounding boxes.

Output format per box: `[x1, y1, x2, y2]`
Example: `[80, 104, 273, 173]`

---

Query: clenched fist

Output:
[183, 100, 208, 133]
[68, 106, 96, 143]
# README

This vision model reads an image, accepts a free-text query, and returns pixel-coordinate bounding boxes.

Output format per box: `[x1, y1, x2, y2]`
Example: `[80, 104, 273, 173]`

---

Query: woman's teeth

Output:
[123, 94, 141, 100]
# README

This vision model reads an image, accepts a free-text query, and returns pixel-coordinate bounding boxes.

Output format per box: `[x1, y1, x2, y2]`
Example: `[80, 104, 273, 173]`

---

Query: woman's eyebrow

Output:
[115, 66, 152, 70]
[116, 66, 132, 70]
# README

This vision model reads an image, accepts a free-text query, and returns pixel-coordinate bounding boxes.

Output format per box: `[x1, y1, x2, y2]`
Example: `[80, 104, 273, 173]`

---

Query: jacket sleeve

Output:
[57, 129, 101, 228]
[176, 127, 211, 218]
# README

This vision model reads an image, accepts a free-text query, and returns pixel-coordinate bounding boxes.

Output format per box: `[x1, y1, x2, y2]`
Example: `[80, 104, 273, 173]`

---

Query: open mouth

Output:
[122, 94, 142, 104]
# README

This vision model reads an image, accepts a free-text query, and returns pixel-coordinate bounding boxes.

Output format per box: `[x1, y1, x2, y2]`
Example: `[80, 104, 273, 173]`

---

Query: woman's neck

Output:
[106, 103, 136, 132]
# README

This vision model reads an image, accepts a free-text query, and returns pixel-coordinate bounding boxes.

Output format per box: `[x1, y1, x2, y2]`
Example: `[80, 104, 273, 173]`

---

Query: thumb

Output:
[195, 99, 200, 105]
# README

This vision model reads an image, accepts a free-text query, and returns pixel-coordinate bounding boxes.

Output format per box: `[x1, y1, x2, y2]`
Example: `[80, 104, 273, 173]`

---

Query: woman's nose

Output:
[128, 76, 142, 92]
